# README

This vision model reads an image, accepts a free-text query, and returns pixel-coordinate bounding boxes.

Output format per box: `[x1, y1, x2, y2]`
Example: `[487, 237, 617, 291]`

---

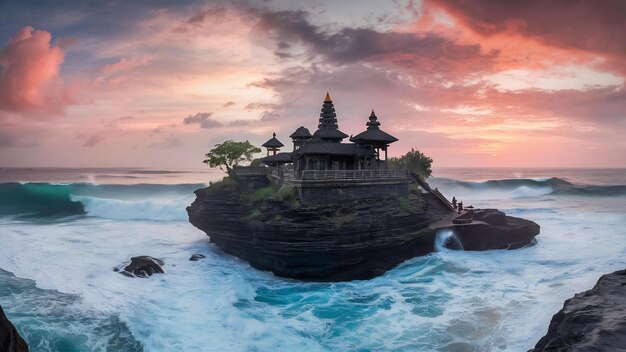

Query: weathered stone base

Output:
[187, 179, 541, 281]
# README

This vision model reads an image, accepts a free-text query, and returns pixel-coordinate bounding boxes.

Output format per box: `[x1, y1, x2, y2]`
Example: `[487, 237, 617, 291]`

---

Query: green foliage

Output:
[388, 148, 433, 179]
[248, 185, 279, 202]
[244, 184, 299, 209]
[203, 140, 261, 172]
[197, 176, 237, 196]
[327, 212, 356, 227]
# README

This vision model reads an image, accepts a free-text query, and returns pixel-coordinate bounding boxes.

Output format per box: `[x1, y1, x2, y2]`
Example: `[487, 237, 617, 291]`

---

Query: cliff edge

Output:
[531, 269, 626, 351]
[0, 305, 29, 352]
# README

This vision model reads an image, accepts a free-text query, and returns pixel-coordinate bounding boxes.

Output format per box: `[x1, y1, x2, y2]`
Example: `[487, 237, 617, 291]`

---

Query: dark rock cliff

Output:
[531, 269, 626, 352]
[0, 305, 29, 352]
[187, 177, 540, 281]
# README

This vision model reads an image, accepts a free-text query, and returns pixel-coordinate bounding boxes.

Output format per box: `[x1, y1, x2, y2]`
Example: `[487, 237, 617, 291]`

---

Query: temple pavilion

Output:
[260, 92, 398, 171]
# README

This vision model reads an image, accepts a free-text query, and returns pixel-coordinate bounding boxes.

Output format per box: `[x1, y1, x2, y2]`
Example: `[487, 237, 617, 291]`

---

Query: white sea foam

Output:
[1, 171, 625, 351]
[71, 195, 192, 220]
[434, 229, 463, 251]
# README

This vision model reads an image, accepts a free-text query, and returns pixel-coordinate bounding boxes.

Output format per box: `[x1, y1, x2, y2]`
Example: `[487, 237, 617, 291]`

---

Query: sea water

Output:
[0, 167, 624, 351]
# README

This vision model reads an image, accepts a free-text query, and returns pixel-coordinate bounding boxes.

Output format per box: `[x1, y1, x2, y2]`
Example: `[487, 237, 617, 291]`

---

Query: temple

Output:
[233, 91, 453, 208]
[259, 92, 399, 171]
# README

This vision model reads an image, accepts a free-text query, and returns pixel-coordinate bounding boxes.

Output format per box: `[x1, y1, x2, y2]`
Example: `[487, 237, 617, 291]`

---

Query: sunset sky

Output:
[0, 0, 624, 168]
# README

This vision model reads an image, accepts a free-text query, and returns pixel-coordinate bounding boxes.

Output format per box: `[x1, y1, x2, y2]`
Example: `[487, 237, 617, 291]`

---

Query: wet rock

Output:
[0, 305, 29, 352]
[116, 256, 164, 278]
[189, 254, 206, 261]
[530, 269, 626, 351]
[453, 213, 540, 251]
[473, 209, 507, 226]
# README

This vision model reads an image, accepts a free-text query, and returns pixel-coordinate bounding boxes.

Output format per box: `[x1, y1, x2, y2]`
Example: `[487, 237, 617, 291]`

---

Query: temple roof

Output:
[261, 152, 293, 163]
[289, 126, 312, 139]
[262, 132, 284, 148]
[315, 92, 348, 141]
[313, 128, 349, 140]
[350, 110, 398, 145]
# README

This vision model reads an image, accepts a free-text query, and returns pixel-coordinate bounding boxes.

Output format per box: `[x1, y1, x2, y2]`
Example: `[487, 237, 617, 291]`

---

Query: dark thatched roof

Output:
[261, 152, 293, 163]
[289, 126, 312, 139]
[350, 110, 398, 144]
[262, 133, 284, 148]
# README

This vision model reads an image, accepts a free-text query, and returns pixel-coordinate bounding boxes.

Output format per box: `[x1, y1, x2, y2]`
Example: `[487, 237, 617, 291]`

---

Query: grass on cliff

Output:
[243, 184, 300, 219]
[195, 176, 237, 196]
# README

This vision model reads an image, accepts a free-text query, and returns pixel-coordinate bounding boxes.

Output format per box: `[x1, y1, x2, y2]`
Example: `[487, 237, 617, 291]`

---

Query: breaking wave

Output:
[0, 182, 203, 220]
[428, 177, 626, 200]
[435, 229, 463, 251]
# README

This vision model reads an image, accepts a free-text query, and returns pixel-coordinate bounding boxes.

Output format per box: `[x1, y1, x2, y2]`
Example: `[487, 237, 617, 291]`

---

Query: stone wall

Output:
[233, 175, 270, 192]
[298, 181, 409, 204]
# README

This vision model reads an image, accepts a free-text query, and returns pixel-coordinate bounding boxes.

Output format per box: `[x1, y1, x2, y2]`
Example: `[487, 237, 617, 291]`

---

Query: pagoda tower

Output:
[262, 132, 284, 156]
[313, 92, 348, 143]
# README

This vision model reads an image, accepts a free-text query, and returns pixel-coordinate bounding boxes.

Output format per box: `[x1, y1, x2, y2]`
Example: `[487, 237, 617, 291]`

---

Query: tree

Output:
[203, 140, 261, 172]
[388, 148, 433, 179]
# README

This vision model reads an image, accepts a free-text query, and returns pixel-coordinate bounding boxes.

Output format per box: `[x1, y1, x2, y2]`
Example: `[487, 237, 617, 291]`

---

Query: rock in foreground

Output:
[0, 305, 29, 352]
[116, 256, 164, 278]
[189, 254, 206, 261]
[531, 269, 626, 351]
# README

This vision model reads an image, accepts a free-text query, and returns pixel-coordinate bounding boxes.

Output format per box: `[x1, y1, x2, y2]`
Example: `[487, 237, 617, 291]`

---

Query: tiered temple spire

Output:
[366, 109, 381, 129]
[313, 92, 348, 142]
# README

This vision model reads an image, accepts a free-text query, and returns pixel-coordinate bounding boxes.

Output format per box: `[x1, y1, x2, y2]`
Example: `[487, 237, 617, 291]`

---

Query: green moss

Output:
[328, 212, 357, 227]
[275, 185, 299, 208]
[197, 176, 237, 196]
[398, 193, 424, 213]
[408, 181, 423, 194]
[245, 208, 261, 220]
[248, 185, 279, 202]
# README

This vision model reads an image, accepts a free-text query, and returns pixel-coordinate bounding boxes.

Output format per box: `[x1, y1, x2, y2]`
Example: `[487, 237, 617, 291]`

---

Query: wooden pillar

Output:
[385, 147, 388, 169]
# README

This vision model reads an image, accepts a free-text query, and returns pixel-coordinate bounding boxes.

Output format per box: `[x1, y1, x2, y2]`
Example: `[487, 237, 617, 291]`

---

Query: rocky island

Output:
[187, 93, 540, 281]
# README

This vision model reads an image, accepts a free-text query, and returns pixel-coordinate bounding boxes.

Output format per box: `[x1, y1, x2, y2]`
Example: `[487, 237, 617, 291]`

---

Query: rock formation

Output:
[115, 256, 164, 278]
[531, 269, 626, 351]
[187, 176, 540, 281]
[189, 254, 206, 261]
[454, 209, 539, 250]
[0, 305, 29, 352]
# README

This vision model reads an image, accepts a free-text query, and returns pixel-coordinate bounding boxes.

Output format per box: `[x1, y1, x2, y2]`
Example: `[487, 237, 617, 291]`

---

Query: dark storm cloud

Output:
[253, 9, 497, 76]
[183, 112, 223, 128]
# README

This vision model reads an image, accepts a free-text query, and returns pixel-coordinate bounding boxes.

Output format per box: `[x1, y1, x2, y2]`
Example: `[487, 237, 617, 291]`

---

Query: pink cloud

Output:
[0, 26, 69, 114]
[101, 56, 151, 75]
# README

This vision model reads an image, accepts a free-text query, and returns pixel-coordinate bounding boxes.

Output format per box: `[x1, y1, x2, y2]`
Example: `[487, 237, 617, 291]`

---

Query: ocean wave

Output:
[0, 183, 85, 218]
[71, 195, 190, 220]
[0, 182, 203, 220]
[429, 177, 626, 199]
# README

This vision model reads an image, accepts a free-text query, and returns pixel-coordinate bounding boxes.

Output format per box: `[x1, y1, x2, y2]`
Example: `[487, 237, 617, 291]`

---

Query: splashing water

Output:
[435, 229, 464, 251]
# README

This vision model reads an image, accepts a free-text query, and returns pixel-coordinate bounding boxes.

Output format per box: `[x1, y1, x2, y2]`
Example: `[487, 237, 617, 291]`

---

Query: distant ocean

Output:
[0, 167, 625, 351]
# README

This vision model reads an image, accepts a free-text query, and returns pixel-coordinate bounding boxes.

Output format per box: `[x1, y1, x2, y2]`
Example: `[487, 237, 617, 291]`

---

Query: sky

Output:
[0, 0, 624, 168]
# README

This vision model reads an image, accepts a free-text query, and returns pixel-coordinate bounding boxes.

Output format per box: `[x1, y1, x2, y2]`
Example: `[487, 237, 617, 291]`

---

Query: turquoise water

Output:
[0, 168, 624, 351]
